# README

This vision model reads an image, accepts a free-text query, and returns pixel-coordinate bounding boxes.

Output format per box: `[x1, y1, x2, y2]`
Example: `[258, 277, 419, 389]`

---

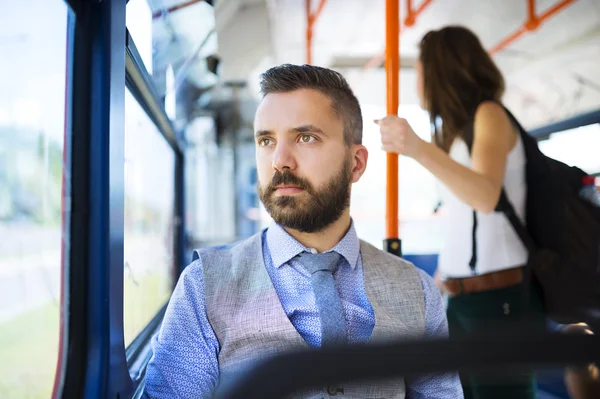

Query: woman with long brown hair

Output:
[375, 26, 546, 398]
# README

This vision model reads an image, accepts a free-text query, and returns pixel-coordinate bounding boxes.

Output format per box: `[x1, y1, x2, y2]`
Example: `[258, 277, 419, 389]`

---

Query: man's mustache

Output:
[266, 170, 312, 193]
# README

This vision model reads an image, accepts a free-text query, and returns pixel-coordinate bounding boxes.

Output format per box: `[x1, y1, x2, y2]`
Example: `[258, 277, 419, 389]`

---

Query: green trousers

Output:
[446, 282, 546, 399]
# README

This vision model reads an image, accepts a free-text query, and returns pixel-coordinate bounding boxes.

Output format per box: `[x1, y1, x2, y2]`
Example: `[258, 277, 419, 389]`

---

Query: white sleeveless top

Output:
[437, 130, 528, 278]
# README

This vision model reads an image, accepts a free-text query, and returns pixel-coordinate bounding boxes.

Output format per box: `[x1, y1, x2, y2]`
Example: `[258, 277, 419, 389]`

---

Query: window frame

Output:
[530, 108, 600, 140]
[59, 0, 132, 397]
[57, 0, 188, 397]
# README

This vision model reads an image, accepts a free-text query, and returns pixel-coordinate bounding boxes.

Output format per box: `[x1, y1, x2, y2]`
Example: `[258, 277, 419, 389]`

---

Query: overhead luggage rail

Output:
[489, 0, 577, 55]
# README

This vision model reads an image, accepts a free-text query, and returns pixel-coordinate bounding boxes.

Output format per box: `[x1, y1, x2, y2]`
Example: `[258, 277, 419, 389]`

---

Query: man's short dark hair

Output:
[259, 64, 363, 145]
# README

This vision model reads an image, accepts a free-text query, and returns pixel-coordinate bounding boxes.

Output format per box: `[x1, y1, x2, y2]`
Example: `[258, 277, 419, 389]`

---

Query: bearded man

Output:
[144, 64, 463, 399]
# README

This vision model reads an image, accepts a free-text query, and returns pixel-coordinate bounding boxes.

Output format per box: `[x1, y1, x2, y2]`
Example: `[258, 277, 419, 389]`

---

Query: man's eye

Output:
[259, 138, 273, 146]
[299, 135, 314, 143]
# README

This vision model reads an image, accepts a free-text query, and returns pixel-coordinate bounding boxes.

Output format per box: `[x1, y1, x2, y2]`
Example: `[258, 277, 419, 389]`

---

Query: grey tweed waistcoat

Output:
[194, 231, 425, 398]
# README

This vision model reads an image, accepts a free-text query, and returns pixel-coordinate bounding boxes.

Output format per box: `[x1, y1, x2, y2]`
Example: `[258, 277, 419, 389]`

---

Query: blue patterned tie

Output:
[299, 251, 347, 347]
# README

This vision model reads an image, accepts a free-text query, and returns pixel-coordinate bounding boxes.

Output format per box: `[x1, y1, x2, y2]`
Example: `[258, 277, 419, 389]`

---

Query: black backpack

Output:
[465, 106, 600, 325]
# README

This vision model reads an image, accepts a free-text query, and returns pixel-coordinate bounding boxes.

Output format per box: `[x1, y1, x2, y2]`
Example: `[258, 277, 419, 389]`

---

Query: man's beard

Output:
[258, 159, 352, 233]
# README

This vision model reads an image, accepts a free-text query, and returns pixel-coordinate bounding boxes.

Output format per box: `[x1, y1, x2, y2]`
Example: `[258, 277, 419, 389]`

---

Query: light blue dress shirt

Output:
[144, 223, 463, 398]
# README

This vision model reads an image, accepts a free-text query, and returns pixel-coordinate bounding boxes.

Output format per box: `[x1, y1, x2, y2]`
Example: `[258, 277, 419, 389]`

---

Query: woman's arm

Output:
[376, 101, 517, 213]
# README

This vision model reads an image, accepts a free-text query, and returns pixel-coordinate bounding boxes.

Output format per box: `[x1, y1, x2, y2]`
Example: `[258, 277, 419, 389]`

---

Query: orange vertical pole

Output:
[527, 0, 536, 21]
[364, 0, 433, 69]
[384, 0, 401, 256]
[305, 0, 328, 64]
[405, 0, 415, 26]
[306, 0, 312, 64]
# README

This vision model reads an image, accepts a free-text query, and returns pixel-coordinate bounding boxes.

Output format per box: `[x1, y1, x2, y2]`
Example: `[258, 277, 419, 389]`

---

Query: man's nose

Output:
[272, 141, 297, 172]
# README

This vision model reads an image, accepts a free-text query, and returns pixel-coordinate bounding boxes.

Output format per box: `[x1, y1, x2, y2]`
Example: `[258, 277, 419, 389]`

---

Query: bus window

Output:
[0, 0, 69, 397]
[538, 123, 600, 175]
[126, 0, 217, 98]
[123, 89, 176, 347]
[126, 0, 154, 74]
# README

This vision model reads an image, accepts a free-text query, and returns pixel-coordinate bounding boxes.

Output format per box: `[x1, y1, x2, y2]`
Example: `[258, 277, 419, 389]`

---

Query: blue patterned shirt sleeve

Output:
[405, 268, 464, 399]
[144, 259, 219, 399]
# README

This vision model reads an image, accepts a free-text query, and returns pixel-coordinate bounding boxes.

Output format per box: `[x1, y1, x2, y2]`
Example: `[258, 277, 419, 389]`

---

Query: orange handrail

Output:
[489, 0, 576, 54]
[364, 0, 433, 70]
[405, 0, 433, 27]
[305, 0, 328, 64]
[385, 0, 400, 240]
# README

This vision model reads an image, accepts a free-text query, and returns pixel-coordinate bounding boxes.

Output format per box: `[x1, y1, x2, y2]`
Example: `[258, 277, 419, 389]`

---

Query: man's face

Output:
[254, 89, 365, 233]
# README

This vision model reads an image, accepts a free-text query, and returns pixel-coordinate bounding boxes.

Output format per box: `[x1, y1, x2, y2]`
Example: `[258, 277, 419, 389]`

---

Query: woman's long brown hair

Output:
[419, 26, 505, 152]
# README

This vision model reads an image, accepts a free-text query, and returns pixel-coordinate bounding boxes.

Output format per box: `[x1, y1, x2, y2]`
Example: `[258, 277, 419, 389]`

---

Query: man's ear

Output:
[350, 145, 368, 183]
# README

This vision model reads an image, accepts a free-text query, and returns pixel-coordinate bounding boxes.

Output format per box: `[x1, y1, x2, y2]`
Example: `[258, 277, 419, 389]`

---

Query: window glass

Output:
[124, 89, 175, 346]
[538, 123, 600, 175]
[126, 0, 154, 73]
[126, 0, 218, 99]
[0, 1, 69, 397]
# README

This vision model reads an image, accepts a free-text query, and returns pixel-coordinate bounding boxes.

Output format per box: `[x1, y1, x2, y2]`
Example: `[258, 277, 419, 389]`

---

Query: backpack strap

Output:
[498, 106, 530, 151]
[463, 104, 539, 271]
[469, 211, 478, 272]
[495, 190, 537, 253]
[495, 105, 539, 253]
[463, 125, 479, 273]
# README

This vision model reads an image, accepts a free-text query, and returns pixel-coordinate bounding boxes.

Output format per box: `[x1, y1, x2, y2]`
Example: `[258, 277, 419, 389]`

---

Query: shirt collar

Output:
[266, 220, 360, 270]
